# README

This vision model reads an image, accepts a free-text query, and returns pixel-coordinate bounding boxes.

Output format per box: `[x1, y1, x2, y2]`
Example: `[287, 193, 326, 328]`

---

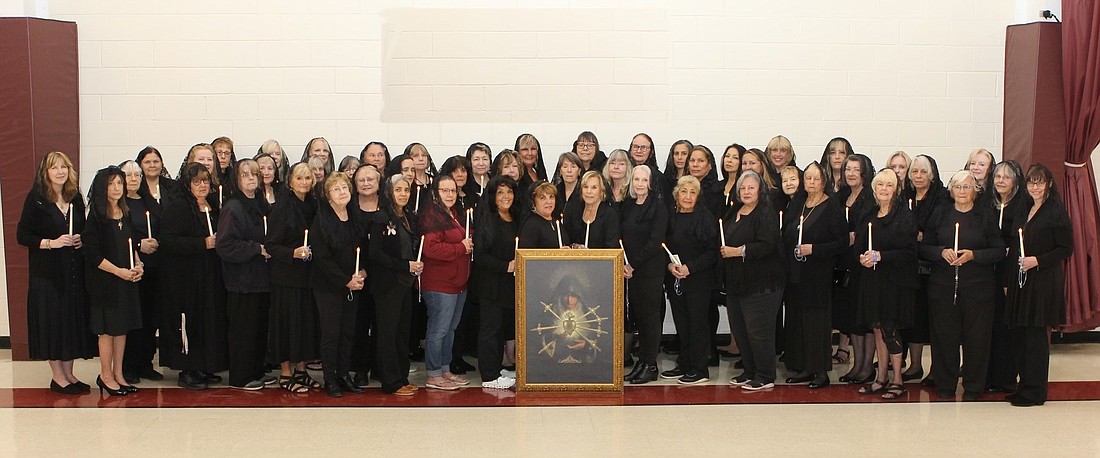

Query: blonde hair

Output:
[601, 149, 632, 201]
[36, 151, 80, 203]
[580, 170, 607, 202]
[766, 135, 795, 164]
[871, 168, 901, 201]
[947, 169, 978, 199]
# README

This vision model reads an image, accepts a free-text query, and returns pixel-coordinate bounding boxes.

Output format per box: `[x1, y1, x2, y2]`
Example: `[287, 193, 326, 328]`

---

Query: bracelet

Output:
[44, 240, 51, 250]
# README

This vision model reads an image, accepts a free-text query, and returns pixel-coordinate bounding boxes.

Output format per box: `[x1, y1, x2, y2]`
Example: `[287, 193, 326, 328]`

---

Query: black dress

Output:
[563, 201, 620, 249]
[158, 199, 228, 373]
[16, 191, 96, 360]
[82, 209, 142, 336]
[1005, 199, 1072, 327]
[832, 186, 874, 334]
[519, 214, 570, 248]
[901, 185, 949, 344]
[852, 205, 918, 328]
[265, 188, 319, 364]
[782, 195, 848, 375]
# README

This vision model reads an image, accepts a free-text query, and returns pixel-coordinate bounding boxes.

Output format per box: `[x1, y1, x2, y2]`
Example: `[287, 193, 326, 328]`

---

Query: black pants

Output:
[929, 293, 993, 394]
[123, 266, 160, 374]
[1011, 325, 1049, 403]
[728, 289, 783, 383]
[350, 285, 375, 375]
[987, 291, 1017, 389]
[374, 285, 412, 393]
[226, 292, 270, 387]
[668, 287, 710, 375]
[315, 289, 358, 377]
[630, 276, 664, 364]
[477, 298, 513, 381]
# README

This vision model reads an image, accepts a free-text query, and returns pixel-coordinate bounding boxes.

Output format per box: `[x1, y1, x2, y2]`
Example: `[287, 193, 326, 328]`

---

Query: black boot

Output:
[339, 373, 364, 394]
[177, 371, 208, 390]
[624, 359, 644, 381]
[324, 373, 343, 398]
[629, 363, 658, 385]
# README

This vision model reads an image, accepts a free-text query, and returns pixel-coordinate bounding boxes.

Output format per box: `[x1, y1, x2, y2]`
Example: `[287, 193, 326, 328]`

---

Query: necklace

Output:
[801, 193, 826, 221]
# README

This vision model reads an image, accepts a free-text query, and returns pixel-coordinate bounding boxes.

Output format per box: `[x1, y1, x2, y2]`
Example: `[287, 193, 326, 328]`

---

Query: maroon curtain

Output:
[1060, 0, 1100, 332]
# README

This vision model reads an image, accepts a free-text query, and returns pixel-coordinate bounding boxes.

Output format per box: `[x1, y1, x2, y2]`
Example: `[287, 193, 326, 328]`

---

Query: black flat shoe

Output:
[921, 376, 936, 387]
[808, 376, 831, 389]
[50, 380, 83, 395]
[785, 373, 814, 384]
[628, 363, 658, 385]
[324, 377, 343, 398]
[338, 373, 364, 394]
[901, 369, 924, 382]
[122, 373, 140, 385]
[677, 371, 710, 385]
[201, 372, 223, 384]
[659, 367, 686, 379]
[177, 371, 209, 390]
[1009, 397, 1044, 407]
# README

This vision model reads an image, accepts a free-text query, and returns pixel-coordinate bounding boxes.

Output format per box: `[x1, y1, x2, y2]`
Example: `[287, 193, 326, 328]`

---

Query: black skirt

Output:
[27, 269, 96, 360]
[267, 284, 320, 363]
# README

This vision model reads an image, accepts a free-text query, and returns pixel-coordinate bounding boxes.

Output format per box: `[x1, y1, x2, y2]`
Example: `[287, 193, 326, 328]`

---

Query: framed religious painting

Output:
[514, 248, 624, 392]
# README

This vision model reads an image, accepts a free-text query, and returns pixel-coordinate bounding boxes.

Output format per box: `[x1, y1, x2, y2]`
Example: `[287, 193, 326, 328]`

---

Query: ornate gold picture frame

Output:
[514, 248, 625, 392]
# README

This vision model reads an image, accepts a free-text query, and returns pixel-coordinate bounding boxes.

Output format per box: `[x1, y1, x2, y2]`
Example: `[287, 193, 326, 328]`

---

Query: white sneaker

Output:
[482, 377, 515, 390]
[500, 369, 516, 379]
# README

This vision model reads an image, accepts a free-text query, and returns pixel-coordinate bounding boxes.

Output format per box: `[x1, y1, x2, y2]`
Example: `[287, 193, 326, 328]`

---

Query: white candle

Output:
[999, 204, 1005, 229]
[1018, 228, 1026, 257]
[867, 222, 873, 253]
[619, 239, 630, 265]
[514, 236, 519, 252]
[68, 203, 74, 236]
[584, 221, 591, 247]
[414, 186, 420, 212]
[146, 211, 152, 238]
[263, 216, 268, 236]
[779, 210, 783, 230]
[845, 207, 849, 223]
[953, 222, 960, 253]
[155, 183, 160, 203]
[354, 246, 361, 274]
[205, 208, 214, 236]
[128, 237, 135, 269]
[416, 235, 425, 262]
[465, 209, 471, 239]
[303, 229, 309, 247]
[908, 199, 913, 211]
[718, 219, 726, 246]
[797, 216, 804, 247]
[218, 185, 223, 206]
[662, 242, 678, 264]
[556, 219, 564, 248]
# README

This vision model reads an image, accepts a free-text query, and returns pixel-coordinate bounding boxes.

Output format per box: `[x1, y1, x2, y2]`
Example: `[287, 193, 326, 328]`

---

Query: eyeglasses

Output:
[1026, 180, 1047, 187]
[630, 144, 651, 152]
[576, 142, 595, 150]
[438, 188, 458, 194]
[952, 184, 975, 191]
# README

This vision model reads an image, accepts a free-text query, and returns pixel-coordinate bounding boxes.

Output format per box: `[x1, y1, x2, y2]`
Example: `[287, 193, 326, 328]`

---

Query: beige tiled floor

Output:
[2, 344, 1100, 456]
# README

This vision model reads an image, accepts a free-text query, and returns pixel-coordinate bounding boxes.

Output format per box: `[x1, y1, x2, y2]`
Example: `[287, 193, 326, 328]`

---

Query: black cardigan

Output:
[563, 201, 620, 249]
[216, 196, 270, 294]
[665, 209, 719, 291]
[473, 212, 517, 302]
[853, 204, 920, 291]
[782, 195, 848, 295]
[16, 190, 87, 283]
[265, 188, 317, 289]
[722, 203, 784, 296]
[1005, 197, 1073, 326]
[620, 195, 669, 279]
[366, 211, 417, 292]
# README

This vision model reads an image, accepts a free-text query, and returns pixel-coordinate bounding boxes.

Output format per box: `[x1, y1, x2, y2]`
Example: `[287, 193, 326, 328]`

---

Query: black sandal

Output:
[294, 370, 322, 390]
[858, 380, 887, 395]
[881, 383, 907, 400]
[831, 348, 851, 364]
[279, 375, 309, 393]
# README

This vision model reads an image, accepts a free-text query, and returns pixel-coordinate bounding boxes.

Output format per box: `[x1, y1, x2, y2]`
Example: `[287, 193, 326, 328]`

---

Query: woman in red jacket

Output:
[419, 175, 473, 390]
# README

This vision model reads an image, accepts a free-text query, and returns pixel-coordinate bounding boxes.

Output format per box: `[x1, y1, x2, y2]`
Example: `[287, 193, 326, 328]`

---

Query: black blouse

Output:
[16, 190, 87, 283]
[216, 196, 270, 294]
[853, 204, 920, 291]
[519, 214, 569, 249]
[366, 211, 417, 291]
[918, 205, 1005, 296]
[782, 195, 848, 287]
[1005, 197, 1073, 326]
[665, 209, 719, 291]
[82, 207, 136, 308]
[473, 212, 517, 302]
[265, 188, 317, 289]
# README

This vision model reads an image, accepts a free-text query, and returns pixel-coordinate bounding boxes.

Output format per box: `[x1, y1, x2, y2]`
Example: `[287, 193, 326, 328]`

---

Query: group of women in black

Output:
[19, 133, 1072, 406]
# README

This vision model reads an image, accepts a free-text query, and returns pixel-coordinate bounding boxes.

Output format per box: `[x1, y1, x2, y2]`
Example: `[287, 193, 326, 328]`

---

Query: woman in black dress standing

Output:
[83, 166, 144, 395]
[564, 171, 620, 249]
[660, 175, 719, 385]
[900, 155, 948, 384]
[266, 162, 320, 393]
[621, 165, 669, 384]
[217, 159, 274, 391]
[474, 176, 521, 390]
[852, 170, 918, 400]
[368, 174, 421, 396]
[159, 162, 228, 390]
[119, 160, 163, 385]
[311, 172, 368, 397]
[836, 154, 877, 384]
[919, 170, 1005, 401]
[18, 151, 95, 394]
[721, 171, 783, 390]
[783, 162, 847, 389]
[1005, 164, 1073, 407]
[987, 160, 1025, 392]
